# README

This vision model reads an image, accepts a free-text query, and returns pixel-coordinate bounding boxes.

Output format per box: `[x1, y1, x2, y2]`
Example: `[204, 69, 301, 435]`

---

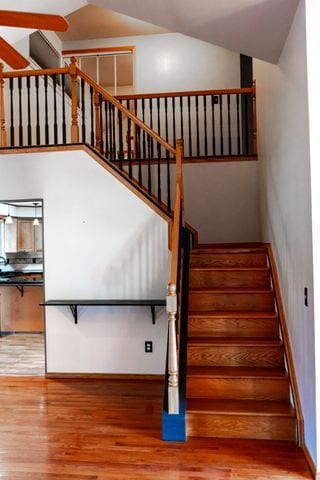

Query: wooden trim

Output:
[266, 243, 304, 446]
[2, 66, 69, 79]
[76, 67, 176, 156]
[0, 63, 7, 148]
[62, 46, 135, 56]
[46, 373, 164, 381]
[0, 10, 69, 32]
[100, 154, 257, 166]
[70, 58, 79, 143]
[302, 443, 318, 479]
[116, 86, 255, 101]
[185, 222, 199, 247]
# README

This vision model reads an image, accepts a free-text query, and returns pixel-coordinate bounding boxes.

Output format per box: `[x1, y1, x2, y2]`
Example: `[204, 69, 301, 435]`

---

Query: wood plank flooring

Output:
[0, 377, 312, 479]
[0, 334, 45, 376]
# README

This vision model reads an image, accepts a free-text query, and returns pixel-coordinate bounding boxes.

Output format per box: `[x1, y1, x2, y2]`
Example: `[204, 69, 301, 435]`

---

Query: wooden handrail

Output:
[266, 244, 304, 446]
[116, 86, 255, 101]
[76, 67, 176, 156]
[169, 185, 182, 286]
[2, 66, 70, 78]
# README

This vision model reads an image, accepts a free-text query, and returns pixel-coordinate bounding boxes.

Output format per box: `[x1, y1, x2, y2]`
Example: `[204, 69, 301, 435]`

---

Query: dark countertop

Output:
[0, 271, 44, 286]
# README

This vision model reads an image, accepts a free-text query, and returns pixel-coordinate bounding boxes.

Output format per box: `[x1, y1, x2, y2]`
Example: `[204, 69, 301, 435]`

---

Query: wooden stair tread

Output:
[190, 287, 273, 293]
[188, 337, 282, 347]
[187, 399, 295, 417]
[188, 311, 278, 318]
[191, 248, 267, 254]
[190, 266, 269, 271]
[187, 366, 288, 379]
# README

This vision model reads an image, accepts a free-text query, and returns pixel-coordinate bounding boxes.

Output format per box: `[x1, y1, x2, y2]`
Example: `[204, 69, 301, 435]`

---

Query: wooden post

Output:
[70, 57, 79, 143]
[167, 282, 179, 414]
[252, 80, 257, 155]
[93, 91, 101, 152]
[0, 63, 7, 147]
[176, 138, 184, 221]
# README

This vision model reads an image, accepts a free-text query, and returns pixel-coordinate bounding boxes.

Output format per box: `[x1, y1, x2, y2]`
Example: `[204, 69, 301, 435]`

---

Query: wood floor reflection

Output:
[0, 333, 45, 375]
[0, 377, 312, 479]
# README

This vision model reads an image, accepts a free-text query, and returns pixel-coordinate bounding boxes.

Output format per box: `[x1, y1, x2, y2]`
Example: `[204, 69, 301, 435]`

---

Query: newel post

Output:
[93, 91, 102, 152]
[0, 63, 7, 147]
[167, 282, 179, 414]
[70, 57, 79, 143]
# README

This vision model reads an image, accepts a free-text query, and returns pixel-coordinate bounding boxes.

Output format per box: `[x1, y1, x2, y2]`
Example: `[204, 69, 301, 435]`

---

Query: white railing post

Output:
[167, 282, 179, 414]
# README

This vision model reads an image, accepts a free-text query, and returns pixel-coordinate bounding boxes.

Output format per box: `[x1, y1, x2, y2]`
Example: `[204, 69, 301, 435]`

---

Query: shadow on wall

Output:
[101, 214, 170, 299]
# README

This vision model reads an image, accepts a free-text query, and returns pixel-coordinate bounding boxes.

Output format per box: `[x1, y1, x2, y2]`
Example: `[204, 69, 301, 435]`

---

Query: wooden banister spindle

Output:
[253, 80, 257, 155]
[94, 91, 102, 152]
[70, 57, 79, 143]
[0, 63, 7, 147]
[176, 138, 184, 204]
[167, 282, 179, 414]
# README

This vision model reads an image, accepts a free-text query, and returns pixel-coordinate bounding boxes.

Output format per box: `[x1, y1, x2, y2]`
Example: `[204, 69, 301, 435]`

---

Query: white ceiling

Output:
[0, 0, 300, 63]
[89, 0, 300, 63]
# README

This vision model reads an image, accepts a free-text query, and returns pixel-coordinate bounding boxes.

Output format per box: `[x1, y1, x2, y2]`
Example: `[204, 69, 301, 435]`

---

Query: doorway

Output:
[0, 199, 45, 375]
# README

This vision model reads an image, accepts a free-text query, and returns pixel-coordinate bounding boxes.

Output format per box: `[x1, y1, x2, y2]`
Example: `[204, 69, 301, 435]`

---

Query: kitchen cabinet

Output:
[17, 219, 42, 252]
[0, 286, 44, 332]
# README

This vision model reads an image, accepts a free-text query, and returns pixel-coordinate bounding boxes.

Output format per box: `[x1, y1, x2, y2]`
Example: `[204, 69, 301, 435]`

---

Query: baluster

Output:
[35, 76, 40, 145]
[18, 76, 23, 146]
[100, 98, 104, 155]
[157, 97, 161, 137]
[111, 104, 116, 161]
[117, 106, 123, 168]
[104, 101, 110, 160]
[236, 93, 240, 155]
[26, 76, 31, 146]
[89, 85, 94, 146]
[244, 93, 249, 154]
[149, 98, 154, 158]
[167, 283, 179, 414]
[108, 99, 113, 158]
[9, 77, 14, 146]
[61, 74, 66, 144]
[172, 97, 176, 146]
[80, 78, 86, 142]
[44, 75, 49, 144]
[187, 96, 192, 156]
[127, 99, 132, 178]
[253, 80, 257, 155]
[179, 96, 184, 146]
[204, 95, 208, 157]
[195, 95, 200, 156]
[147, 134, 152, 194]
[93, 91, 101, 152]
[70, 57, 79, 143]
[0, 64, 7, 147]
[142, 98, 146, 160]
[227, 94, 231, 155]
[219, 94, 223, 155]
[211, 94, 216, 156]
[52, 74, 58, 144]
[136, 125, 142, 186]
[157, 139, 161, 203]
[165, 97, 171, 211]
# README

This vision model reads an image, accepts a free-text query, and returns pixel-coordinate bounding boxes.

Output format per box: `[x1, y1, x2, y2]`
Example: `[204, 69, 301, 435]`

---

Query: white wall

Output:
[0, 149, 170, 374]
[254, 0, 316, 463]
[63, 32, 240, 93]
[305, 0, 320, 470]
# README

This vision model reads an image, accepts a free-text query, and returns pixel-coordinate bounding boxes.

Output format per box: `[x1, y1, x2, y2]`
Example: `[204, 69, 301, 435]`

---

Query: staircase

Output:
[186, 245, 297, 441]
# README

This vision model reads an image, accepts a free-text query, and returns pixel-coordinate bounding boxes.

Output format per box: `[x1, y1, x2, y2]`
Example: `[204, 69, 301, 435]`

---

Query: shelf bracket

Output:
[69, 304, 78, 324]
[15, 285, 24, 297]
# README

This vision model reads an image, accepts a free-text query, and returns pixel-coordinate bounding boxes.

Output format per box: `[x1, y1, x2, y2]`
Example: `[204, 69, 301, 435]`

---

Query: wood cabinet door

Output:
[17, 220, 34, 251]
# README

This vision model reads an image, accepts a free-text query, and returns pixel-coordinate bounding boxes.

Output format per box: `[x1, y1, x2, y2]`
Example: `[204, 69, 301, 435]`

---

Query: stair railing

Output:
[0, 57, 177, 214]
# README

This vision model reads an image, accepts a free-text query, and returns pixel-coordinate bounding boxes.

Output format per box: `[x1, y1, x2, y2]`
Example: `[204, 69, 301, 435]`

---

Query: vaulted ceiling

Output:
[0, 0, 300, 63]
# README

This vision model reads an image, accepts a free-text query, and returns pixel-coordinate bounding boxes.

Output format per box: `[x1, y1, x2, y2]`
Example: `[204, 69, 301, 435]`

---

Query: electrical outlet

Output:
[145, 341, 153, 353]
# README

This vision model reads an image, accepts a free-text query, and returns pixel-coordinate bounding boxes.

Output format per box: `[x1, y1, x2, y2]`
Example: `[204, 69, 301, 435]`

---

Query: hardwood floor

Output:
[0, 334, 45, 376]
[0, 377, 312, 479]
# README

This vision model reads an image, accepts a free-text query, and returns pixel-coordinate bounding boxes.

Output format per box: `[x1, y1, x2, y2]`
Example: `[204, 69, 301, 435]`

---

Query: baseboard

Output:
[302, 443, 318, 479]
[45, 372, 165, 381]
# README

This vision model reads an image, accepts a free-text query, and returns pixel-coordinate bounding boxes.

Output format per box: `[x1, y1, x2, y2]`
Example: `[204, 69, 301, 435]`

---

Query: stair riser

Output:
[190, 253, 268, 268]
[187, 377, 290, 401]
[189, 292, 275, 312]
[187, 345, 284, 367]
[187, 413, 296, 441]
[189, 270, 270, 289]
[188, 316, 279, 338]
